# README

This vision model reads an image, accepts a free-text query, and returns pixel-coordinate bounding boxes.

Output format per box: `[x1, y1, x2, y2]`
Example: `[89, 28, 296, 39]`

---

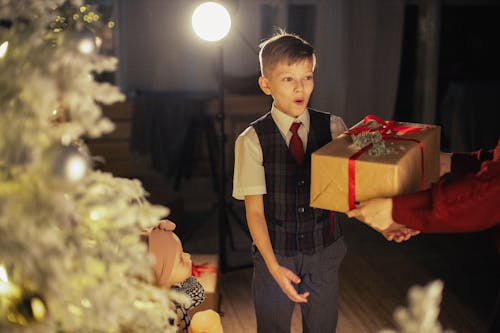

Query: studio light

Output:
[191, 2, 250, 272]
[191, 2, 231, 42]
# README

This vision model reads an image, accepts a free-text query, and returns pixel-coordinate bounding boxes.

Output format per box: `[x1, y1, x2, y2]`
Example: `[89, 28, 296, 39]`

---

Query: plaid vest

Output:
[252, 109, 342, 256]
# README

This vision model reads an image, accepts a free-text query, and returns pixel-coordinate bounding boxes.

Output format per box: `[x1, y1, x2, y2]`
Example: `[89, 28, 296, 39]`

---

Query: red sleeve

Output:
[451, 149, 494, 175]
[450, 138, 498, 175]
[392, 159, 500, 233]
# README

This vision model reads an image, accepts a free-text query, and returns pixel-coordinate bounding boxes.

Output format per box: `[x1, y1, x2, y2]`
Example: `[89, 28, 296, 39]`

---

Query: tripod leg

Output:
[204, 113, 220, 193]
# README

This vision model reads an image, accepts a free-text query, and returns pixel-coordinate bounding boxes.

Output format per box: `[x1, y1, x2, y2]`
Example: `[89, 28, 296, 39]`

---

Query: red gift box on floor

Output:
[188, 254, 220, 316]
[310, 115, 441, 213]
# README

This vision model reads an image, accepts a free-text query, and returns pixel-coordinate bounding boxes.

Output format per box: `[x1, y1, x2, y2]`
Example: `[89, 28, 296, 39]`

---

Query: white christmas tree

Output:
[380, 280, 455, 333]
[0, 0, 177, 332]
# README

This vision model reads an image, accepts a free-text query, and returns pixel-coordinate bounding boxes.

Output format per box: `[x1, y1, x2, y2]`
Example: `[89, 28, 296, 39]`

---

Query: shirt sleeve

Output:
[330, 115, 347, 139]
[232, 126, 267, 200]
[392, 160, 500, 233]
[451, 148, 494, 176]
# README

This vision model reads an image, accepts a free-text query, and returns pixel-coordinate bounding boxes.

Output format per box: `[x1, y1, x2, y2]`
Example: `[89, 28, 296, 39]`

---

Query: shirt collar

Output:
[270, 103, 310, 137]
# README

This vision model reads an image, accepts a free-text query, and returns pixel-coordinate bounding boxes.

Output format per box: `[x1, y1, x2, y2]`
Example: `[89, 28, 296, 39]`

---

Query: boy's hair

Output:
[258, 29, 315, 77]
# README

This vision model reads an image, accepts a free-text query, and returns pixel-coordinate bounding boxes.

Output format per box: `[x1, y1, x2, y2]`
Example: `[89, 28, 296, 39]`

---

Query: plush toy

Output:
[144, 220, 222, 332]
[145, 220, 191, 288]
[188, 309, 224, 333]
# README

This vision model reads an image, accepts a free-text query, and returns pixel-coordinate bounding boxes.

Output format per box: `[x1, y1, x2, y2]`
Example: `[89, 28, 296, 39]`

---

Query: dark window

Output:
[287, 5, 316, 44]
[260, 5, 278, 39]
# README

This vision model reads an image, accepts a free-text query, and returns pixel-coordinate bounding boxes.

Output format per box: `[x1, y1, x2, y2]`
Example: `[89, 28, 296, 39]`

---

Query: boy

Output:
[233, 31, 347, 332]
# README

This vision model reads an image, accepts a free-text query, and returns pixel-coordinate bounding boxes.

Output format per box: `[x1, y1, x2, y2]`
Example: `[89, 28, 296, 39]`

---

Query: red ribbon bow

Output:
[345, 114, 423, 137]
[191, 263, 218, 277]
[346, 115, 427, 210]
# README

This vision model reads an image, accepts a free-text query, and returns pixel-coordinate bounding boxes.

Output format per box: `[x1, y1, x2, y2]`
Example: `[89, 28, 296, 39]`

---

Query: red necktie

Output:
[289, 122, 304, 164]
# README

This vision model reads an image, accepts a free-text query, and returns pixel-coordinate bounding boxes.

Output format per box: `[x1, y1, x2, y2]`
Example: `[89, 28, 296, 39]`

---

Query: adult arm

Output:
[348, 139, 500, 235]
[393, 159, 500, 233]
[349, 160, 500, 234]
[449, 147, 495, 176]
[245, 195, 309, 303]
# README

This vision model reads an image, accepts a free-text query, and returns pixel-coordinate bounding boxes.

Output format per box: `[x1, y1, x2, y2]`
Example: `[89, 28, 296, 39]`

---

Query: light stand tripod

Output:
[191, 2, 251, 273]
[214, 45, 252, 273]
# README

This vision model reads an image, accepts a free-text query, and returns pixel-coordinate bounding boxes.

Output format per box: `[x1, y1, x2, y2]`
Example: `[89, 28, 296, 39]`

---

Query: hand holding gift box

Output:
[310, 115, 441, 213]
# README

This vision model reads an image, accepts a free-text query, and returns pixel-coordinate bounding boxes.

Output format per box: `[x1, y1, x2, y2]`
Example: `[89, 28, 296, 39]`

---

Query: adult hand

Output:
[346, 198, 394, 230]
[346, 198, 419, 242]
[269, 265, 309, 303]
[381, 221, 420, 243]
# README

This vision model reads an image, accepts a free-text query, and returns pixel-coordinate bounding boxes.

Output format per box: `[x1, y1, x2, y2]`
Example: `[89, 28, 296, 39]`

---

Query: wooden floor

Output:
[214, 220, 499, 333]
[175, 178, 499, 333]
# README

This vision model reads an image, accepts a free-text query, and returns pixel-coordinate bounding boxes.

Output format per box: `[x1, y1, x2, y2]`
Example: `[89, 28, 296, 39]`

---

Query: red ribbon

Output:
[191, 263, 218, 277]
[346, 115, 426, 210]
[345, 114, 423, 137]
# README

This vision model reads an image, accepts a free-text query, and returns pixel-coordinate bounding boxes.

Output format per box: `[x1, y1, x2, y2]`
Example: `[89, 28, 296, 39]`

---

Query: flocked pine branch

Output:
[380, 280, 455, 333]
[0, 0, 177, 332]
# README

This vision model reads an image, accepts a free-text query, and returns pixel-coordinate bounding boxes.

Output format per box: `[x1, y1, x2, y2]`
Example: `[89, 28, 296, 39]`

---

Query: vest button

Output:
[298, 233, 305, 239]
[297, 180, 305, 186]
[297, 207, 305, 213]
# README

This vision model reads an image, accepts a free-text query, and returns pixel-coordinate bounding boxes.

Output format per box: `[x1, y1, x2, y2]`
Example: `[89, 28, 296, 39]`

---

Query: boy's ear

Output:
[258, 76, 272, 95]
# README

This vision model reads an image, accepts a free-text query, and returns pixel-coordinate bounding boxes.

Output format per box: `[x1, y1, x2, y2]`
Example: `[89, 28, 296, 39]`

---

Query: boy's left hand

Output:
[270, 265, 309, 303]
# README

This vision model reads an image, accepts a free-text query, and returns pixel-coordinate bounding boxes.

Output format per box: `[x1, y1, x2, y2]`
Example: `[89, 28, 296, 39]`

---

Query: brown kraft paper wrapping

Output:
[310, 117, 441, 213]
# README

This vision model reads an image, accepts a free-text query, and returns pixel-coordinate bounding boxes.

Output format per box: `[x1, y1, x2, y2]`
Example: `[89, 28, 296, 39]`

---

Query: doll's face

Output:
[167, 234, 192, 286]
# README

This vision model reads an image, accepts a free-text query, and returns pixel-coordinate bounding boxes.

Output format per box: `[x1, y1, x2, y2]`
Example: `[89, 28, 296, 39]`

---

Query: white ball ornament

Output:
[51, 144, 90, 182]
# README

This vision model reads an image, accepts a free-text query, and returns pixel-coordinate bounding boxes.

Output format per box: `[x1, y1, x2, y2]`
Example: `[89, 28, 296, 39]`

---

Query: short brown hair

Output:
[258, 30, 315, 77]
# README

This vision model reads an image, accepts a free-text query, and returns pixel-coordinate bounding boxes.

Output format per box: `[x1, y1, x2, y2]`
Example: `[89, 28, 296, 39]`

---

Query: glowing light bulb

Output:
[0, 41, 9, 58]
[30, 297, 47, 321]
[78, 37, 95, 54]
[0, 265, 10, 294]
[89, 209, 101, 221]
[192, 2, 231, 42]
[64, 153, 87, 181]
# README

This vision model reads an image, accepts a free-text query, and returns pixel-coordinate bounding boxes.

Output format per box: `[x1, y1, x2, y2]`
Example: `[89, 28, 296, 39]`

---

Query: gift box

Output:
[310, 115, 441, 213]
[188, 254, 220, 316]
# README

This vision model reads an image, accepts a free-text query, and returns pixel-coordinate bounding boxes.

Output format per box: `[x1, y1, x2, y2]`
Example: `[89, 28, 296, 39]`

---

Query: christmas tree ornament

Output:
[50, 144, 90, 182]
[6, 292, 47, 325]
[64, 29, 98, 55]
[50, 105, 70, 123]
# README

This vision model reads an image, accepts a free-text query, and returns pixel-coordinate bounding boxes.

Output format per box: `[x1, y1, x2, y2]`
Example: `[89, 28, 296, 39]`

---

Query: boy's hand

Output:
[270, 265, 309, 303]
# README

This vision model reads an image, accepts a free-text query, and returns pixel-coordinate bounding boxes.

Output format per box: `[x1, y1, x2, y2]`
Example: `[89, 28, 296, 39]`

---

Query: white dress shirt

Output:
[232, 104, 347, 200]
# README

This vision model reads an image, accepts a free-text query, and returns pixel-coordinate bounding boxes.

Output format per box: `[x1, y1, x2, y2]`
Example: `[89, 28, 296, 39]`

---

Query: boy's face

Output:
[167, 234, 192, 286]
[258, 58, 314, 118]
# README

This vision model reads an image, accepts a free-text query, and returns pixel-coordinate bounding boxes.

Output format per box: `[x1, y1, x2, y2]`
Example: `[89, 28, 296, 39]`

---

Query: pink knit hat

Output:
[145, 220, 179, 287]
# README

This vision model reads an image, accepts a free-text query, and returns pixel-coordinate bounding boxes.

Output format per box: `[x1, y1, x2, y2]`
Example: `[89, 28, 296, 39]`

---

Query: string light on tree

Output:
[65, 29, 98, 54]
[0, 41, 8, 58]
[6, 293, 47, 325]
[0, 265, 9, 294]
[77, 35, 95, 54]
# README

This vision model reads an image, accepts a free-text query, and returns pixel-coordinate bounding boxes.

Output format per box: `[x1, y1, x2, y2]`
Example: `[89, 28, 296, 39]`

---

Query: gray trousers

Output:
[252, 238, 347, 333]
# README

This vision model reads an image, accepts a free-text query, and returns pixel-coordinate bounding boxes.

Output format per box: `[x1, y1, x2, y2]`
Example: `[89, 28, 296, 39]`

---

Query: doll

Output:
[143, 220, 208, 332]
